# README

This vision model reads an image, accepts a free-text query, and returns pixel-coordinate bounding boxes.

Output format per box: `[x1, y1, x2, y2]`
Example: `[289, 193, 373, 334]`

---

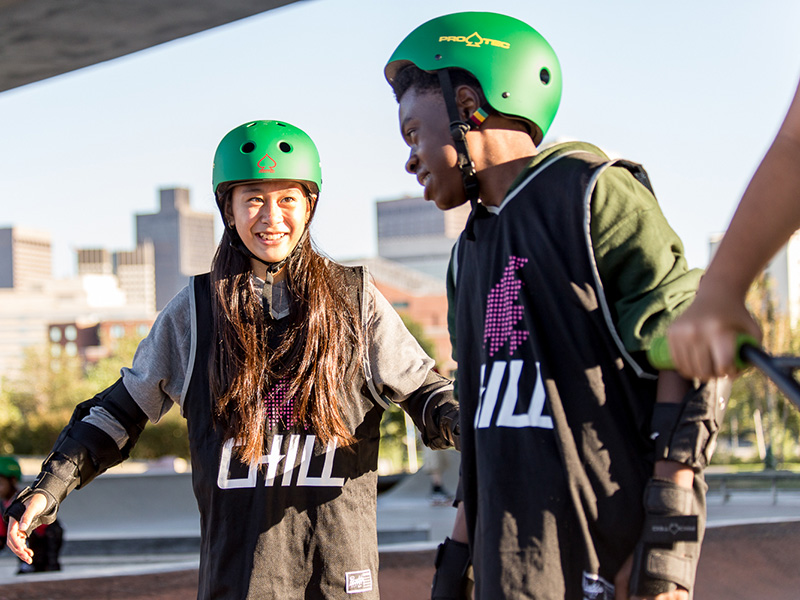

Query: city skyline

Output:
[0, 186, 464, 380]
[2, 1, 799, 280]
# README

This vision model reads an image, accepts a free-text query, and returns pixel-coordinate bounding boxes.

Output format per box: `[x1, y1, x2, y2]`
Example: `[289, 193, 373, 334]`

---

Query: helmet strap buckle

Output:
[449, 120, 469, 142]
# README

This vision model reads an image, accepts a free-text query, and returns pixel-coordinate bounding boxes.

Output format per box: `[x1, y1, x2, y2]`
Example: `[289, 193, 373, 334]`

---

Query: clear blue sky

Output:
[2, 0, 799, 278]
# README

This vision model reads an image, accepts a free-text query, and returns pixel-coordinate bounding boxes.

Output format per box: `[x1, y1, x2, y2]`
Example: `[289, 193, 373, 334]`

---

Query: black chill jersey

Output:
[454, 151, 660, 599]
[180, 269, 452, 599]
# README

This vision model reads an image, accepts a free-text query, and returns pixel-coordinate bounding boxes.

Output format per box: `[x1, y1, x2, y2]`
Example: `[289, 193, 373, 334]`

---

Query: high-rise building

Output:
[136, 187, 216, 310]
[114, 241, 157, 315]
[0, 287, 53, 382]
[77, 244, 156, 315]
[363, 195, 470, 372]
[77, 248, 114, 276]
[376, 197, 470, 281]
[0, 226, 52, 290]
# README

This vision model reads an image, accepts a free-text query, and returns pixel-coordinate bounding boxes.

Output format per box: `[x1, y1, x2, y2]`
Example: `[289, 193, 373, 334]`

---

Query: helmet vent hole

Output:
[540, 68, 551, 85]
[241, 142, 256, 154]
[279, 141, 293, 153]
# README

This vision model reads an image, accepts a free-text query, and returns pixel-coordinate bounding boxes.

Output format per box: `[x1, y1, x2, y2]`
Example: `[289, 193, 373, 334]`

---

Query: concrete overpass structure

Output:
[0, 0, 302, 93]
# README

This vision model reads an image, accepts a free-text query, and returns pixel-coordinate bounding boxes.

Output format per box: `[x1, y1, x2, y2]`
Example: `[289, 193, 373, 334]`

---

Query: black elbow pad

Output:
[93, 378, 149, 455]
[64, 377, 149, 477]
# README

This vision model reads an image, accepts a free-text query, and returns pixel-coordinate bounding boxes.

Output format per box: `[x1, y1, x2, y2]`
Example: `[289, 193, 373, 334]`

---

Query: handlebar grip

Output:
[647, 336, 675, 370]
[647, 334, 760, 371]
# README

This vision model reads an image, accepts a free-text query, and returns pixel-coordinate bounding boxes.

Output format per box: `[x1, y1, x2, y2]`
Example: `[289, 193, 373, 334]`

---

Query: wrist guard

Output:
[5, 434, 94, 530]
[421, 383, 460, 451]
[431, 537, 473, 600]
[434, 402, 461, 451]
[651, 378, 730, 470]
[629, 478, 704, 597]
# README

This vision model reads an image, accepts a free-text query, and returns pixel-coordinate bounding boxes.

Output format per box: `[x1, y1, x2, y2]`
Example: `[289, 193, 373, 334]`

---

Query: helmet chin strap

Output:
[436, 69, 482, 208]
[437, 69, 496, 241]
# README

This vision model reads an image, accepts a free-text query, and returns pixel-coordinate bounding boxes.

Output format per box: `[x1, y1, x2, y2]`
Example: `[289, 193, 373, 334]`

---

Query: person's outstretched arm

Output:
[5, 282, 192, 565]
[668, 78, 800, 380]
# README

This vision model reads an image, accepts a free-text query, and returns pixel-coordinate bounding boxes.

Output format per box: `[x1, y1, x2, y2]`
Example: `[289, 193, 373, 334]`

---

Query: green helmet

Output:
[212, 120, 322, 196]
[0, 456, 21, 480]
[385, 12, 562, 144]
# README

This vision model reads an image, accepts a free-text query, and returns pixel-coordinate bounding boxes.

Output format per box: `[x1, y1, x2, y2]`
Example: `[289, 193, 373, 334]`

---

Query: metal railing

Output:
[705, 471, 800, 504]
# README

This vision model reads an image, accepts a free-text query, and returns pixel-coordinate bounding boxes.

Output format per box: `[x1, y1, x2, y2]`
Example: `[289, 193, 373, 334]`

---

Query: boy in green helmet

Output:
[385, 12, 727, 600]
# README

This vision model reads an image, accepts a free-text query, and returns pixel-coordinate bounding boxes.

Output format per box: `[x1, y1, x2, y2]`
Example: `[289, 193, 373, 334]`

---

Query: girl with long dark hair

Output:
[5, 120, 459, 599]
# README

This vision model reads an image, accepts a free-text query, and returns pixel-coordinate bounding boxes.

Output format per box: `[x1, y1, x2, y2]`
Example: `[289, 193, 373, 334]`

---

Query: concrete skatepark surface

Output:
[4, 523, 800, 599]
[3, 454, 800, 598]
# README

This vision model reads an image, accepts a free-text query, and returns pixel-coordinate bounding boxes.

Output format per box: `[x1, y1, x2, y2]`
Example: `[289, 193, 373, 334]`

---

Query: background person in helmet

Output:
[385, 12, 725, 600]
[4, 120, 460, 599]
[0, 456, 62, 573]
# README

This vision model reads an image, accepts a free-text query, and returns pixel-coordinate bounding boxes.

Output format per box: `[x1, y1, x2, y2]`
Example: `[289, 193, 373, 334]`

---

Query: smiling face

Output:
[398, 87, 468, 211]
[226, 180, 312, 280]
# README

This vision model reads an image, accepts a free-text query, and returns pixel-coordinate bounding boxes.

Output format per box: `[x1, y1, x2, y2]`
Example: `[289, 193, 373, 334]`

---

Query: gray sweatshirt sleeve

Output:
[361, 276, 455, 439]
[363, 279, 435, 400]
[83, 284, 194, 447]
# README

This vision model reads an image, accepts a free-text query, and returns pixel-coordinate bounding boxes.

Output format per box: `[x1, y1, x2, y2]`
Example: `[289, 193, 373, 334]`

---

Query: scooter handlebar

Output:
[647, 334, 759, 372]
[648, 335, 800, 408]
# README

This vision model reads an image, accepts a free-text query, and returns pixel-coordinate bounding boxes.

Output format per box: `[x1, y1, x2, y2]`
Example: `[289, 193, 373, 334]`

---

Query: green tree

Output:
[0, 330, 189, 459]
[0, 347, 93, 454]
[718, 274, 800, 466]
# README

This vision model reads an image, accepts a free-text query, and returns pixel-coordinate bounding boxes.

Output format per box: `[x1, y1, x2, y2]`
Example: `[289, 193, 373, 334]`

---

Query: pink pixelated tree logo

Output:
[483, 256, 529, 357]
[264, 378, 295, 430]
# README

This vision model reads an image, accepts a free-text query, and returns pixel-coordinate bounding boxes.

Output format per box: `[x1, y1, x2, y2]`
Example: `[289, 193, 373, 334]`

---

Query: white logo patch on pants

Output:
[345, 569, 373, 594]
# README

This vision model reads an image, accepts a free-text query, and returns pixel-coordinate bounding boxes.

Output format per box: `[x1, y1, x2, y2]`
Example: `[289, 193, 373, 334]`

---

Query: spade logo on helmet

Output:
[438, 32, 510, 49]
[258, 152, 277, 173]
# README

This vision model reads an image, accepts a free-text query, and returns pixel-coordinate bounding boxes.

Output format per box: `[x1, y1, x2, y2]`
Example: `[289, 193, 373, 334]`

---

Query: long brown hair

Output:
[209, 184, 364, 464]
